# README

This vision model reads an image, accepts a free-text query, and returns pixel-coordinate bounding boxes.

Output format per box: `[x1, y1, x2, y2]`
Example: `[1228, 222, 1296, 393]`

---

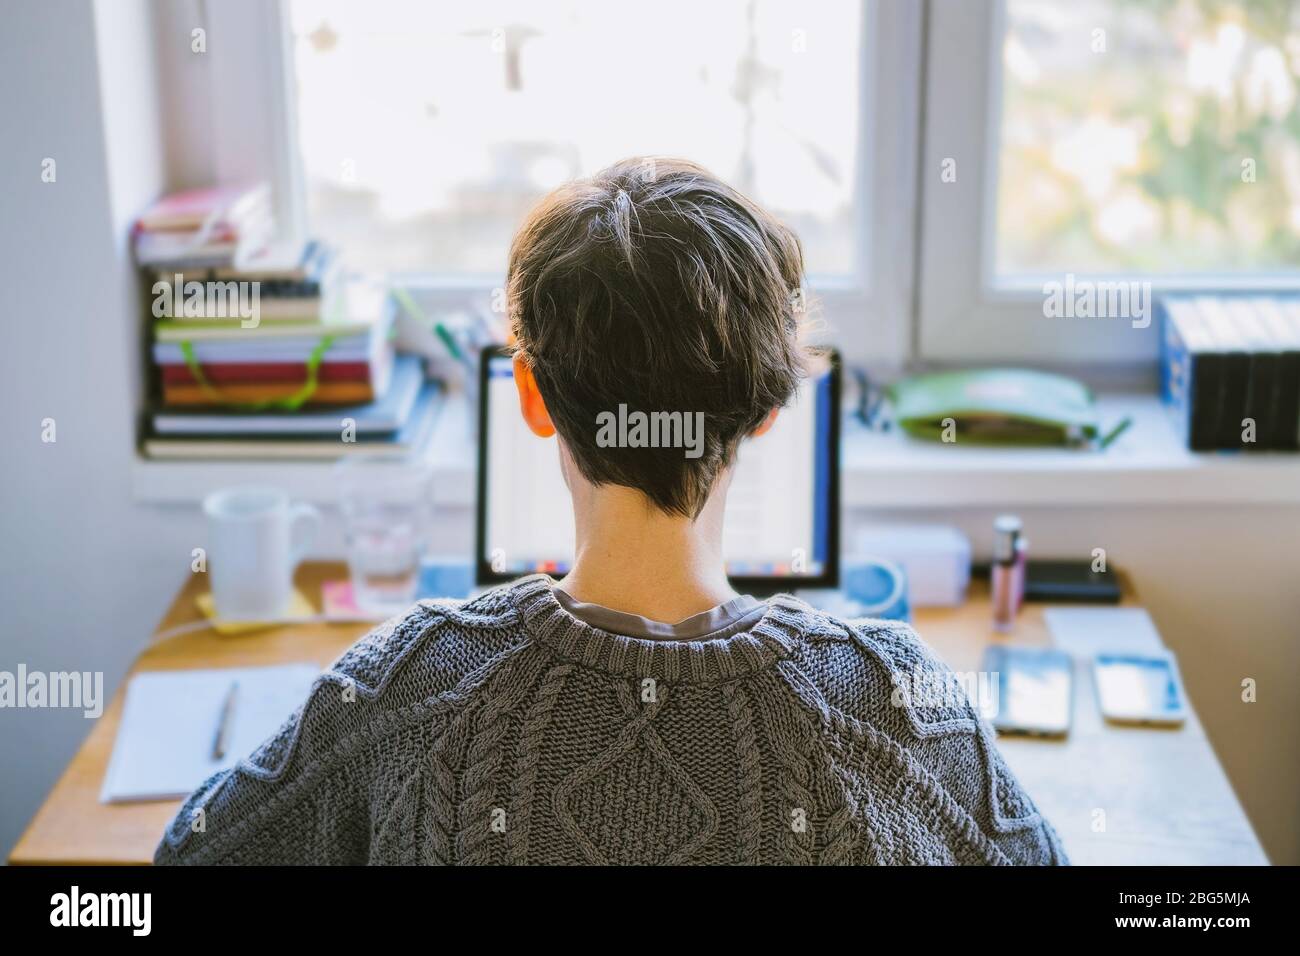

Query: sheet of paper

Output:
[1044, 607, 1166, 659]
[100, 663, 318, 803]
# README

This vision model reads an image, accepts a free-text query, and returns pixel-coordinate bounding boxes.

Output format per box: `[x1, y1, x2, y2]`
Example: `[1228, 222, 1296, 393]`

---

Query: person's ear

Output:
[513, 354, 556, 438]
[751, 408, 779, 438]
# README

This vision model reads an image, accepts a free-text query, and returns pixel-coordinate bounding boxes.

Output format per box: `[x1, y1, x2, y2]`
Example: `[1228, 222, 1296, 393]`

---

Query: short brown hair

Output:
[507, 157, 813, 518]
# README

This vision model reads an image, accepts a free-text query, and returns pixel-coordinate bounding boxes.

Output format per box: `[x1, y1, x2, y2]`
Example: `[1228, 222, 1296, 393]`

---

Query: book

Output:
[152, 336, 375, 364]
[153, 242, 341, 316]
[150, 275, 384, 334]
[148, 288, 395, 413]
[1160, 296, 1222, 451]
[142, 383, 440, 460]
[100, 663, 318, 803]
[155, 295, 334, 325]
[1160, 295, 1300, 452]
[134, 185, 273, 269]
[1196, 297, 1252, 449]
[134, 214, 273, 269]
[212, 239, 337, 283]
[1255, 298, 1300, 450]
[150, 353, 423, 435]
[159, 359, 376, 385]
[152, 317, 376, 343]
[1045, 607, 1166, 658]
[244, 297, 326, 323]
[1221, 298, 1278, 450]
[135, 183, 270, 233]
[162, 379, 376, 407]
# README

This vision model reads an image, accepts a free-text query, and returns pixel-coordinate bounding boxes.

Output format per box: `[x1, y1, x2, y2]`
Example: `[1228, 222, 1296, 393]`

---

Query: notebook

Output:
[150, 354, 422, 435]
[153, 335, 375, 364]
[161, 379, 377, 407]
[136, 183, 269, 232]
[1159, 294, 1300, 451]
[141, 383, 440, 459]
[101, 663, 319, 803]
[1044, 607, 1166, 659]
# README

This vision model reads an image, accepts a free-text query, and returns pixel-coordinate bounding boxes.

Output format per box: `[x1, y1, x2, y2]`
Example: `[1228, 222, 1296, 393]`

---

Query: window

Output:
[995, 0, 1300, 279]
[919, 0, 1300, 364]
[285, 0, 867, 279]
[193, 1, 1300, 368]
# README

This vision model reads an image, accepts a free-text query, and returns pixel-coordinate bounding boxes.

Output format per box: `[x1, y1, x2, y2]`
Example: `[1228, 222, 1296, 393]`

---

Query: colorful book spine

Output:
[1254, 298, 1300, 450]
[1159, 295, 1300, 452]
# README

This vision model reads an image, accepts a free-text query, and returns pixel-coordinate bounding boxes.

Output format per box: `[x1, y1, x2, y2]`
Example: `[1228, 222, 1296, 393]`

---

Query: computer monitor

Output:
[475, 346, 839, 592]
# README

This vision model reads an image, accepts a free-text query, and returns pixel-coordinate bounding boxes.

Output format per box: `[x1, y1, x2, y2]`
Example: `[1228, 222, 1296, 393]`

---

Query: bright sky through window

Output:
[995, 0, 1300, 278]
[287, 0, 863, 277]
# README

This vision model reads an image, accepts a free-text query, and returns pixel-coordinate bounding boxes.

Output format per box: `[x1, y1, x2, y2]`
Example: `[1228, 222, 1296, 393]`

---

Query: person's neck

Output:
[557, 481, 737, 625]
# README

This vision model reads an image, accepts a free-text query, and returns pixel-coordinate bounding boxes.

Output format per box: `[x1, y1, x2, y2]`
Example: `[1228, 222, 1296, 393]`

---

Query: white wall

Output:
[0, 0, 183, 859]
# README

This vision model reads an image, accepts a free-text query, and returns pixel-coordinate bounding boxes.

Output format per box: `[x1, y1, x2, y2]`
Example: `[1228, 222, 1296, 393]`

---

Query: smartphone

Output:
[1024, 560, 1121, 604]
[982, 645, 1073, 738]
[1093, 651, 1187, 727]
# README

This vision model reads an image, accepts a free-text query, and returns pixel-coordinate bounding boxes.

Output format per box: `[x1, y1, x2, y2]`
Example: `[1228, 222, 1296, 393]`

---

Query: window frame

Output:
[917, 0, 1300, 366]
[165, 0, 1300, 373]
[205, 0, 307, 245]
[200, 0, 922, 369]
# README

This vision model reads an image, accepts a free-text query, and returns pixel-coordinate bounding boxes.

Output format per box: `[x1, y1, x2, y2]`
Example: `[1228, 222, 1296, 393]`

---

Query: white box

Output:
[854, 524, 971, 607]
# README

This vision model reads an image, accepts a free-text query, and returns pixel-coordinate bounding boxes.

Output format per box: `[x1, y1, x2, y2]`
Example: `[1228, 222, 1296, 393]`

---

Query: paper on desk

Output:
[1044, 607, 1166, 659]
[100, 663, 319, 803]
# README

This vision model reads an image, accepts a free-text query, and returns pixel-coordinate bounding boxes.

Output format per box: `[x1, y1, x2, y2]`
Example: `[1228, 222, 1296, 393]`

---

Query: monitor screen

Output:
[476, 348, 839, 589]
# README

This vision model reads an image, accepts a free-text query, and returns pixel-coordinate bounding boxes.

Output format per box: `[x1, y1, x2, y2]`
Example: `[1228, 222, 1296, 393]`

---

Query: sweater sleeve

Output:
[965, 720, 1070, 865]
[154, 605, 448, 866]
[814, 617, 1071, 865]
[152, 677, 373, 866]
[889, 623, 1070, 865]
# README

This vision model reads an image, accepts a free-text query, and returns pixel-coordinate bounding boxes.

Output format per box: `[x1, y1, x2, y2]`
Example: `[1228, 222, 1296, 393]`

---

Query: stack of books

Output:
[133, 183, 273, 270]
[1159, 295, 1300, 451]
[134, 185, 439, 461]
[143, 283, 438, 460]
[143, 354, 438, 460]
[150, 241, 359, 407]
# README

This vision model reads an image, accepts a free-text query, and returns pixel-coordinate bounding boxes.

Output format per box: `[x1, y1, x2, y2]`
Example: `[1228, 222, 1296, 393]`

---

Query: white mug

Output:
[203, 487, 321, 621]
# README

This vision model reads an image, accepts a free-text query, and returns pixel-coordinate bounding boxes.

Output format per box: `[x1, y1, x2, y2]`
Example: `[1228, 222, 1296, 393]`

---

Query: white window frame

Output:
[199, 1, 305, 241]
[153, 0, 1300, 374]
[193, 0, 923, 370]
[917, 0, 1300, 366]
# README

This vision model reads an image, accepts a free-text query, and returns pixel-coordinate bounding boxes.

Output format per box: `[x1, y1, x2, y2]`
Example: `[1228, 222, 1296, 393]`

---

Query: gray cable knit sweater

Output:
[155, 576, 1067, 865]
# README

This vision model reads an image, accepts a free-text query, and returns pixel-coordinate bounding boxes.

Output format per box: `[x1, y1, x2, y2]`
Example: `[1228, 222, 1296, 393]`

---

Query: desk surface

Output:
[10, 563, 1267, 865]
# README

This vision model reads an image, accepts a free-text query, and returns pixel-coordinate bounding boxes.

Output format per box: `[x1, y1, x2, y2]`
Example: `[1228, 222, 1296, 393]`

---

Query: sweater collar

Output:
[508, 575, 810, 683]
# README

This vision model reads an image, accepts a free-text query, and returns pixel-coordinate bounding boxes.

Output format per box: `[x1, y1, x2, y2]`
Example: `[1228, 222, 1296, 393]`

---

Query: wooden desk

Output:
[10, 564, 1267, 865]
[919, 586, 1267, 865]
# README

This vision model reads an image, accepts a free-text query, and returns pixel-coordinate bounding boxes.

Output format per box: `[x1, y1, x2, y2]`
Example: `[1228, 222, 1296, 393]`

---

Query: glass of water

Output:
[334, 454, 434, 617]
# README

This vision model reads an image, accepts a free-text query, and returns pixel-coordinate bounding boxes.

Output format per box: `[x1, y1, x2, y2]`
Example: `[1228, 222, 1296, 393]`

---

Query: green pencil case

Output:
[888, 368, 1125, 447]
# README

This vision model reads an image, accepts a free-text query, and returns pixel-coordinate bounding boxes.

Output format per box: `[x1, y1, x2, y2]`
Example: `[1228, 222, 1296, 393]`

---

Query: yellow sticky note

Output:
[195, 589, 315, 635]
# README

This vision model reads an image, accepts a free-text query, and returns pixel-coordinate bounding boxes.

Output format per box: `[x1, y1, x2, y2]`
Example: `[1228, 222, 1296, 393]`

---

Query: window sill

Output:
[842, 393, 1300, 508]
[131, 390, 476, 508]
[132, 392, 1300, 509]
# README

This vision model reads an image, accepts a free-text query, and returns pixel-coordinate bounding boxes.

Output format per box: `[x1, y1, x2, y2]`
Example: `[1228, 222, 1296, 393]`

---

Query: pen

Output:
[211, 681, 239, 761]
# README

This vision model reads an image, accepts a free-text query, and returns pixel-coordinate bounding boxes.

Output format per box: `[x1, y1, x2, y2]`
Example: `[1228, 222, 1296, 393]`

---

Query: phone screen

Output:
[1094, 653, 1186, 725]
[984, 646, 1073, 737]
